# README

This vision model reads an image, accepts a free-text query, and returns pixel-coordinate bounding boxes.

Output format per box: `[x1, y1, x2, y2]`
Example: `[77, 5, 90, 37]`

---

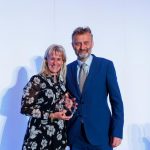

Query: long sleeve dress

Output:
[21, 73, 67, 150]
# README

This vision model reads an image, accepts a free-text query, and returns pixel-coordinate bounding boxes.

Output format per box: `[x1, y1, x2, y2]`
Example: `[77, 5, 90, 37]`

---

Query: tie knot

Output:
[81, 63, 87, 69]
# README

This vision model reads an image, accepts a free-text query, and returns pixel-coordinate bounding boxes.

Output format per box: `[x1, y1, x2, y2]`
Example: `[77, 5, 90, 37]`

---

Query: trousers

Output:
[70, 123, 113, 150]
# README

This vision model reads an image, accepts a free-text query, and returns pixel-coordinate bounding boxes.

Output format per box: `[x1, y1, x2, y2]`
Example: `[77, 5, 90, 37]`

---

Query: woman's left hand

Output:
[50, 110, 72, 120]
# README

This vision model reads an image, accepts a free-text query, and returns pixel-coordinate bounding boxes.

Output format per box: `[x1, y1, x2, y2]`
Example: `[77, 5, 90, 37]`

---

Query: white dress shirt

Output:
[77, 55, 93, 84]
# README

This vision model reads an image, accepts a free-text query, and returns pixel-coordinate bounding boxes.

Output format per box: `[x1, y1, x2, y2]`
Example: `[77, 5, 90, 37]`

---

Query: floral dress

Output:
[21, 73, 67, 150]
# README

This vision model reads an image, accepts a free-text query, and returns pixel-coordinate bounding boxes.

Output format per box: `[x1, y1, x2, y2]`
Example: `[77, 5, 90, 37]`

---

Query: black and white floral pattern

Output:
[21, 73, 67, 150]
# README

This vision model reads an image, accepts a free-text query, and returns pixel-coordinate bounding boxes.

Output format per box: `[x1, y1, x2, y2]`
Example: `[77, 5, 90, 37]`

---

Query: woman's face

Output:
[47, 51, 64, 75]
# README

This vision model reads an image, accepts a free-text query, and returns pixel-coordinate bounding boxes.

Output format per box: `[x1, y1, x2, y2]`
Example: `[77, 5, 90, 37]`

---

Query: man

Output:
[66, 27, 124, 150]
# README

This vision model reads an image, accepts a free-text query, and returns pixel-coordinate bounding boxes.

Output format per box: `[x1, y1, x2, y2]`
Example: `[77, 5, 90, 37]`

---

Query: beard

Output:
[78, 53, 89, 60]
[77, 48, 91, 60]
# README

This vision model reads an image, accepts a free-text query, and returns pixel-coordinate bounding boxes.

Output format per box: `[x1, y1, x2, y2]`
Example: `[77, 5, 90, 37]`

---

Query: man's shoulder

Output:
[93, 55, 112, 64]
[67, 60, 77, 67]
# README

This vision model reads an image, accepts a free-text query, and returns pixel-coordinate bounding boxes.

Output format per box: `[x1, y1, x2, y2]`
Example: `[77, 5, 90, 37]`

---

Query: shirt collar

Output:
[77, 54, 93, 67]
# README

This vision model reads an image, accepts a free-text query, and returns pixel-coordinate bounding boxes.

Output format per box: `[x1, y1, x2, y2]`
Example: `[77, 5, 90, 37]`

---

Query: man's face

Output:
[72, 32, 93, 61]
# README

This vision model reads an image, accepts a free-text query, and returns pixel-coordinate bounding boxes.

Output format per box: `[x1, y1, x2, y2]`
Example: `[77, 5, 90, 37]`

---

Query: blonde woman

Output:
[21, 44, 74, 150]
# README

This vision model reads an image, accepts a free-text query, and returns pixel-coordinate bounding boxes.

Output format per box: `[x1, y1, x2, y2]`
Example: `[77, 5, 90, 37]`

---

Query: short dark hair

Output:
[72, 26, 93, 40]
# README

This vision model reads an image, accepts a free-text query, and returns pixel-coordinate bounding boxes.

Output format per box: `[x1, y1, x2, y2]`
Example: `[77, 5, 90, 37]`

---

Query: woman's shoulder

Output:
[29, 73, 45, 82]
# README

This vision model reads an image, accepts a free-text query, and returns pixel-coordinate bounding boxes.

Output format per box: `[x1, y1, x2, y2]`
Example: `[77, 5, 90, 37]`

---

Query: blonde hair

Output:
[40, 44, 67, 82]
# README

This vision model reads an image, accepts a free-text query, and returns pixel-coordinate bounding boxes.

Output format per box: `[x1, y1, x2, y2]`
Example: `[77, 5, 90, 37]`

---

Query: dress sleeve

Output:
[20, 75, 50, 120]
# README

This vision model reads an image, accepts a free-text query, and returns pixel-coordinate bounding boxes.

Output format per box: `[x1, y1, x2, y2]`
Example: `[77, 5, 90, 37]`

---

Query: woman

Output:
[21, 44, 73, 150]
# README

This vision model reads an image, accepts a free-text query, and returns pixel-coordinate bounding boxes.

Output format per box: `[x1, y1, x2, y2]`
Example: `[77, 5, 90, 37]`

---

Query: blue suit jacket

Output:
[66, 55, 124, 146]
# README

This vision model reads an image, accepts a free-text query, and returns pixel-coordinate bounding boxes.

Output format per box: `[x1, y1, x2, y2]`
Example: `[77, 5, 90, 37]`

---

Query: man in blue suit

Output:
[66, 27, 124, 150]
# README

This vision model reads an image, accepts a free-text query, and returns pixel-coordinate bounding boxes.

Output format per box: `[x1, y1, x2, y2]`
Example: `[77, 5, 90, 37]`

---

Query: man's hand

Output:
[64, 93, 77, 111]
[110, 137, 122, 147]
[65, 93, 74, 110]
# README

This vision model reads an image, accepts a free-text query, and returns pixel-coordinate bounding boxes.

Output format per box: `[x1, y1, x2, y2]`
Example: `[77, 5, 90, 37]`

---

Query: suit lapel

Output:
[82, 55, 100, 94]
[72, 61, 81, 96]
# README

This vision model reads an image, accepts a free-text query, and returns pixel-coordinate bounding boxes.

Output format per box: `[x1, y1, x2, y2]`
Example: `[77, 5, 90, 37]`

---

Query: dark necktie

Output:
[79, 63, 87, 92]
